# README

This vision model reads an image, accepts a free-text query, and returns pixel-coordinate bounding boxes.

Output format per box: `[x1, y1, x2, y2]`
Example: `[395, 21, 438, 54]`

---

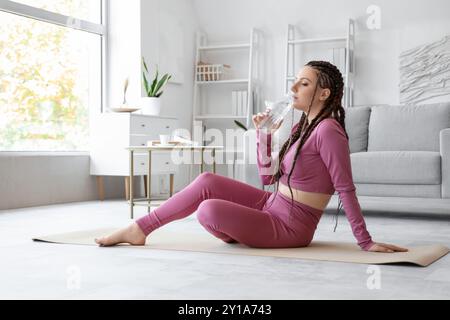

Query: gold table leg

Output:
[169, 174, 174, 197]
[130, 150, 134, 219]
[212, 148, 216, 174]
[200, 149, 204, 174]
[148, 150, 152, 208]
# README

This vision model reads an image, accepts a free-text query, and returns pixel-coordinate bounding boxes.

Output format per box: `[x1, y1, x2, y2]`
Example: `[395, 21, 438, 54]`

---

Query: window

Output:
[12, 0, 101, 23]
[0, 0, 105, 152]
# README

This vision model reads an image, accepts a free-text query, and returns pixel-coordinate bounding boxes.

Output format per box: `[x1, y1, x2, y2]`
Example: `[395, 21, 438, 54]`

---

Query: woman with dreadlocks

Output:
[96, 61, 407, 253]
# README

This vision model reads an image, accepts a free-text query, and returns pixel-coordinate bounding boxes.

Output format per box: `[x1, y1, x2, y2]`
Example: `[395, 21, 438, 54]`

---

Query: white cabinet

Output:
[90, 113, 179, 177]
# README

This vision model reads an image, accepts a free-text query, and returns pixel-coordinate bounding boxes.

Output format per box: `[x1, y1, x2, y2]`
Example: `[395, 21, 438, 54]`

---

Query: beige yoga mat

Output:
[32, 228, 449, 267]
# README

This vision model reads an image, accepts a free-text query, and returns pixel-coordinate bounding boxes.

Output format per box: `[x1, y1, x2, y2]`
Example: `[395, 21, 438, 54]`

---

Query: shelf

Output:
[288, 36, 347, 45]
[210, 149, 244, 155]
[195, 79, 249, 85]
[219, 149, 244, 153]
[198, 43, 251, 51]
[187, 148, 244, 155]
[195, 115, 247, 120]
[192, 28, 256, 183]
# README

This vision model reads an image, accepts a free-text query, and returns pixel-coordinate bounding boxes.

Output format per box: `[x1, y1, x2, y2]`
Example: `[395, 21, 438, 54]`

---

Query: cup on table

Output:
[159, 134, 171, 145]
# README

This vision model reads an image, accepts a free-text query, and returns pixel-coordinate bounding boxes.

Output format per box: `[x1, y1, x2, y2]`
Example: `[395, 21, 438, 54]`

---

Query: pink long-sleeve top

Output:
[256, 118, 374, 251]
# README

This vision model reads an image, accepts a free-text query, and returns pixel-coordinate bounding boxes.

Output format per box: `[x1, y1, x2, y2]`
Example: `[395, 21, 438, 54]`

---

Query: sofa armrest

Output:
[441, 128, 450, 198]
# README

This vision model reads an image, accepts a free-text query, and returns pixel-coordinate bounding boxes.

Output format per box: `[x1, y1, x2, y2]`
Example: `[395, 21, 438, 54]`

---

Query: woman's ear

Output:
[319, 88, 331, 101]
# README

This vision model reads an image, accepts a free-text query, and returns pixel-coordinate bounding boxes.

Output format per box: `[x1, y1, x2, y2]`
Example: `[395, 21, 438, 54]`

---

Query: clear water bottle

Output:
[259, 92, 295, 131]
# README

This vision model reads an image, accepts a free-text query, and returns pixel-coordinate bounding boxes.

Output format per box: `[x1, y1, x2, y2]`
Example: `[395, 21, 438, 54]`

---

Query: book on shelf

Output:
[238, 91, 243, 116]
[232, 90, 248, 116]
[232, 91, 238, 115]
[241, 91, 248, 116]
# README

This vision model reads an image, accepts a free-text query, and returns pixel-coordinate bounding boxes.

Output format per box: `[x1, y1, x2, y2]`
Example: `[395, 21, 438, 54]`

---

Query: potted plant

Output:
[140, 57, 172, 115]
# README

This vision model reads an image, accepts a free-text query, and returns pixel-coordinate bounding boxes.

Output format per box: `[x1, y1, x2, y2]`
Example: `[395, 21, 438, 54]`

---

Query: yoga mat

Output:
[32, 228, 449, 267]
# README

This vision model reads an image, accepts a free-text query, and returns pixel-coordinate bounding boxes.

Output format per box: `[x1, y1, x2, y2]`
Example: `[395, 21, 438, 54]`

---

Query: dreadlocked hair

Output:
[263, 60, 348, 232]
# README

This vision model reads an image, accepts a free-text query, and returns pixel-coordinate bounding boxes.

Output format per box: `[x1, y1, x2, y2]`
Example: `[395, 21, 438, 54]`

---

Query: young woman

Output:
[95, 61, 408, 253]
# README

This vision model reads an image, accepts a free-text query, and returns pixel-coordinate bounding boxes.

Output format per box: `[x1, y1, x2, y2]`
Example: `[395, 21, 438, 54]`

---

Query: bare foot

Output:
[95, 223, 146, 247]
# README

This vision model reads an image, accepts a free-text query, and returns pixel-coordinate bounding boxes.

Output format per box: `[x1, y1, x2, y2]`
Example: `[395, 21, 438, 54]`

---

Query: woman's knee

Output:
[196, 199, 224, 224]
[191, 172, 222, 195]
[193, 172, 217, 187]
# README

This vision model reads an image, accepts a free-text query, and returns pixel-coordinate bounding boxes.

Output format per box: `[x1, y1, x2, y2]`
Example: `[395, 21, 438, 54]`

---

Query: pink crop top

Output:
[256, 118, 374, 251]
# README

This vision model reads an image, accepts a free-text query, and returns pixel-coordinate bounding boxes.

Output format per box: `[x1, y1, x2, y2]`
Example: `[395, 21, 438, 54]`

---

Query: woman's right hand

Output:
[252, 107, 283, 133]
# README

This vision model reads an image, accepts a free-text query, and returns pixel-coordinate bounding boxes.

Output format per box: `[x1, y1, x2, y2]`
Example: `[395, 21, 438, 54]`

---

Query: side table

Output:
[126, 145, 224, 219]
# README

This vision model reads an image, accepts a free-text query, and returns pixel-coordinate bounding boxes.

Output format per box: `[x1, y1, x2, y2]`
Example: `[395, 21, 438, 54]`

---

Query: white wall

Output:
[192, 0, 450, 106]
[107, 0, 142, 109]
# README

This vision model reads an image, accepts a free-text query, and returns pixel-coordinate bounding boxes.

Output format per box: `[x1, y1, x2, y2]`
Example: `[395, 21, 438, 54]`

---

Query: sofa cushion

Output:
[354, 183, 441, 198]
[368, 102, 450, 152]
[351, 151, 441, 185]
[344, 106, 372, 153]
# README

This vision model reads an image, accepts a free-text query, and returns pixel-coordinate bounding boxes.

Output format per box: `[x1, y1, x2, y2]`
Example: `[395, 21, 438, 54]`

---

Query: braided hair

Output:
[262, 60, 348, 231]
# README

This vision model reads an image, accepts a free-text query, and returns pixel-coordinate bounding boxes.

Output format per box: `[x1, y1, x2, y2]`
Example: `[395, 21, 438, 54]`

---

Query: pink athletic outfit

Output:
[136, 118, 375, 251]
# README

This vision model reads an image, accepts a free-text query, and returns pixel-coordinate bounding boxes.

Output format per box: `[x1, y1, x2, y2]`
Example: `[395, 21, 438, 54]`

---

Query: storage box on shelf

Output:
[196, 62, 231, 82]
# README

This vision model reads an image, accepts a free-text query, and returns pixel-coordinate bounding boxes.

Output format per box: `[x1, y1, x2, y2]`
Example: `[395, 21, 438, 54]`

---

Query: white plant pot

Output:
[140, 97, 161, 115]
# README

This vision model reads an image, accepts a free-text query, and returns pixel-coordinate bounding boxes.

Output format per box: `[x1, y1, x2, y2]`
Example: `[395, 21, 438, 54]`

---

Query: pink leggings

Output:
[136, 172, 324, 248]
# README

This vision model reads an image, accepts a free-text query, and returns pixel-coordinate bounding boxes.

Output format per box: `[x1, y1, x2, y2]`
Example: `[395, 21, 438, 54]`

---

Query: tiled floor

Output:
[0, 199, 449, 300]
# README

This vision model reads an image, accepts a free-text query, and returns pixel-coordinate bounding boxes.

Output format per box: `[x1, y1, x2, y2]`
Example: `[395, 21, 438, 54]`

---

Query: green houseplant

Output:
[140, 57, 172, 115]
[234, 120, 248, 131]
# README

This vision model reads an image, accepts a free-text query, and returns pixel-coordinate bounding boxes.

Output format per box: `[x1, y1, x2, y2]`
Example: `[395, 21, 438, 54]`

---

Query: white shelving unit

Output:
[284, 19, 355, 108]
[191, 28, 261, 180]
[193, 29, 259, 128]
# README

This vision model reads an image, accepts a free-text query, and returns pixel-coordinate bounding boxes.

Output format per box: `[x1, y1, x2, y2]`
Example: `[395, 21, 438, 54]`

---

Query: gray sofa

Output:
[243, 102, 450, 215]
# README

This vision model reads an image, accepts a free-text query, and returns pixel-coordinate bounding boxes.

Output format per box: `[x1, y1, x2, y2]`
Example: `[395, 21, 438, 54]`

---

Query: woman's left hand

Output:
[368, 242, 409, 253]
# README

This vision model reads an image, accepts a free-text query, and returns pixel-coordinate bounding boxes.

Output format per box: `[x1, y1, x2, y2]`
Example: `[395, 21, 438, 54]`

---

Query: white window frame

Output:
[0, 0, 108, 155]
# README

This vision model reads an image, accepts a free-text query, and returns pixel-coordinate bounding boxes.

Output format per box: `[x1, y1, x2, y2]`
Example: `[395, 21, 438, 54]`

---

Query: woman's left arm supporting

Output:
[316, 121, 375, 251]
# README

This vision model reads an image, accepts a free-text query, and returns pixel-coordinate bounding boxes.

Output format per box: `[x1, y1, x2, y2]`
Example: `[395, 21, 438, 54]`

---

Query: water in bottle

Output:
[259, 92, 295, 131]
